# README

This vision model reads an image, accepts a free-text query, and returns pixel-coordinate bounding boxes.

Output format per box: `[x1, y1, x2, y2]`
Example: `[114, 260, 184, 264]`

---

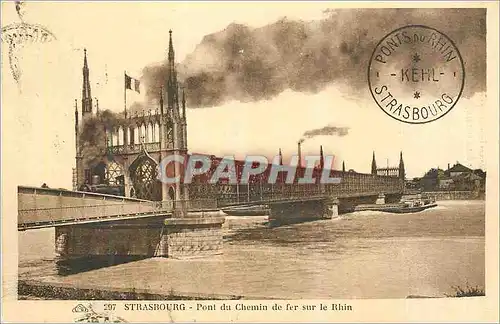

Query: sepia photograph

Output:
[1, 1, 498, 323]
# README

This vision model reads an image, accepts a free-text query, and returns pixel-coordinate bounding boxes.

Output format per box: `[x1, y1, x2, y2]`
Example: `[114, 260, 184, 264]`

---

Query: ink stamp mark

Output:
[73, 303, 127, 323]
[368, 25, 465, 124]
[1, 1, 56, 86]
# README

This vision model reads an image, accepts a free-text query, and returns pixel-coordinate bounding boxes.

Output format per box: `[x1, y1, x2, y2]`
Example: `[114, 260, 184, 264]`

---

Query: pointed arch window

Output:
[129, 155, 161, 201]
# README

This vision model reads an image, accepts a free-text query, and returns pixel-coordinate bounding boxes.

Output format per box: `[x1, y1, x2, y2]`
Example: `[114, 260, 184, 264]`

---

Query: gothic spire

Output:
[82, 48, 92, 116]
[167, 30, 177, 112]
[371, 151, 377, 175]
[181, 87, 186, 120]
[74, 99, 78, 131]
[398, 151, 405, 179]
[168, 30, 175, 63]
[74, 99, 79, 156]
[83, 48, 88, 69]
[175, 84, 181, 119]
[160, 86, 164, 115]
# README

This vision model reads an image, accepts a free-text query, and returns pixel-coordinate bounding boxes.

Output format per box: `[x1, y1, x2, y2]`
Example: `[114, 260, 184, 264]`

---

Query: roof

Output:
[447, 163, 472, 173]
[473, 169, 487, 178]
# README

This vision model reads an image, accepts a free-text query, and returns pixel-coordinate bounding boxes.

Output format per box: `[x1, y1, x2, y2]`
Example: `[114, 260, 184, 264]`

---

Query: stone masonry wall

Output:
[166, 226, 223, 259]
[424, 191, 480, 201]
[55, 216, 225, 260]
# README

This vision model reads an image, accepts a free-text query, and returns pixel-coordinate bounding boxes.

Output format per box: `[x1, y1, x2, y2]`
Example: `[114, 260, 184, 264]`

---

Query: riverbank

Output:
[422, 190, 484, 200]
[18, 201, 485, 300]
[18, 280, 248, 300]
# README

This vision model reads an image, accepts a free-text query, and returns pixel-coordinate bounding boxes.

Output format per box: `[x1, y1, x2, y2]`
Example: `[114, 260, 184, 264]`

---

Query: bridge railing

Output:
[190, 176, 403, 207]
[18, 186, 156, 205]
[18, 186, 164, 228]
[18, 201, 163, 228]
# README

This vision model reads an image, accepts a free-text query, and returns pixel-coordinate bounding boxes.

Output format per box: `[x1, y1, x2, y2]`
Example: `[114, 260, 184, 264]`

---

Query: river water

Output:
[18, 200, 484, 299]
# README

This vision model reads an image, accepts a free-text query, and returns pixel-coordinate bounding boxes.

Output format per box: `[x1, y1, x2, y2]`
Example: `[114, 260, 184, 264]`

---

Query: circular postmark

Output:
[1, 2, 56, 86]
[368, 25, 465, 124]
[1, 22, 57, 85]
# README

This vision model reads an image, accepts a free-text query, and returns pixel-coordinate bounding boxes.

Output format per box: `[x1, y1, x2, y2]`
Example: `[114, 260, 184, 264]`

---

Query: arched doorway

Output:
[129, 155, 161, 201]
[91, 161, 107, 185]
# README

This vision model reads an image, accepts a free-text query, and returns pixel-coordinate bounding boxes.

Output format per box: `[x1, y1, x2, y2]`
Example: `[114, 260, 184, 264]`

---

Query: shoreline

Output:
[18, 200, 485, 300]
[18, 280, 275, 300]
[18, 280, 447, 300]
[19, 280, 457, 300]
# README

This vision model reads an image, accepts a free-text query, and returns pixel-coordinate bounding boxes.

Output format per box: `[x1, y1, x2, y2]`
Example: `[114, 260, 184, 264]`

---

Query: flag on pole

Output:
[125, 73, 140, 93]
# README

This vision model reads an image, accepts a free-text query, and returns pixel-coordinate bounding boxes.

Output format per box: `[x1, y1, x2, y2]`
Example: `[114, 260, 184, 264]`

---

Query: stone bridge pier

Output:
[54, 210, 226, 266]
[54, 216, 167, 268]
[267, 198, 338, 227]
[159, 213, 225, 259]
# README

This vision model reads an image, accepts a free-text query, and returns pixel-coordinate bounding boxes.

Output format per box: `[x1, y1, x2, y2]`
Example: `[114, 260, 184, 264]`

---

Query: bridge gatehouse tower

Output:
[74, 31, 188, 206]
[371, 151, 405, 180]
[64, 30, 225, 260]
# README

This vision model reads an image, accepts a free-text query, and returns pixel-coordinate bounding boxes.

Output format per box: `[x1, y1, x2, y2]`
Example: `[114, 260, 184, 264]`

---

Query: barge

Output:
[354, 193, 437, 213]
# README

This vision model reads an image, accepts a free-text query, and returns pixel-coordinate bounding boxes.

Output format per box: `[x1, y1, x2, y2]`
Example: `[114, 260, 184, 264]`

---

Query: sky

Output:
[1, 2, 489, 189]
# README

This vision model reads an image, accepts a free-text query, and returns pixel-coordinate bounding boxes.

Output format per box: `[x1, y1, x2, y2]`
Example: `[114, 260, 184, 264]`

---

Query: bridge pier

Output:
[376, 193, 386, 205]
[268, 198, 335, 227]
[162, 215, 225, 259]
[54, 216, 166, 261]
[328, 198, 339, 219]
[54, 213, 225, 263]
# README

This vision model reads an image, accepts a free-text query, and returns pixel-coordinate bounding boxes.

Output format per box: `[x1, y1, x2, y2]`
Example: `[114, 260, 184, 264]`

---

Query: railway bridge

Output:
[17, 30, 405, 262]
[18, 170, 403, 261]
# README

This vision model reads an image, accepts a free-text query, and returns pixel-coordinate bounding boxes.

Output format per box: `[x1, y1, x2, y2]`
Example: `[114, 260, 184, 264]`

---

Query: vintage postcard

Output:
[1, 1, 499, 323]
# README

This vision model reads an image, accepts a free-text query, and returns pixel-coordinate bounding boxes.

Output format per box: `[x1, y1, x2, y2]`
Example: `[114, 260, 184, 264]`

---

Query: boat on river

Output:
[354, 202, 437, 213]
[389, 202, 437, 213]
[355, 194, 437, 213]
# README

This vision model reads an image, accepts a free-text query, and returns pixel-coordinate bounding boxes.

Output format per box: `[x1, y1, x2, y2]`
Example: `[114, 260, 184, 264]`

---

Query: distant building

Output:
[437, 178, 454, 190]
[418, 168, 445, 191]
[418, 162, 486, 192]
[445, 162, 473, 178]
[405, 178, 420, 190]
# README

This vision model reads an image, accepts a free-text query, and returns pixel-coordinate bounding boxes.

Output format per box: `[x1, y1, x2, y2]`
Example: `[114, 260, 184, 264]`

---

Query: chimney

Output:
[319, 145, 324, 170]
[448, 163, 450, 170]
[297, 141, 302, 168]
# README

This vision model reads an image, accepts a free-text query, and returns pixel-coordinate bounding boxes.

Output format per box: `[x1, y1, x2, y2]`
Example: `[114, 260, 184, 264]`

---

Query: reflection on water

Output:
[19, 201, 485, 299]
[55, 256, 149, 276]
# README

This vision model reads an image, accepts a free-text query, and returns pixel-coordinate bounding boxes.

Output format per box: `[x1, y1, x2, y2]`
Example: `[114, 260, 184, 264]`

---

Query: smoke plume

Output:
[141, 8, 485, 108]
[128, 102, 148, 116]
[303, 125, 349, 139]
[78, 109, 127, 165]
[79, 116, 106, 165]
